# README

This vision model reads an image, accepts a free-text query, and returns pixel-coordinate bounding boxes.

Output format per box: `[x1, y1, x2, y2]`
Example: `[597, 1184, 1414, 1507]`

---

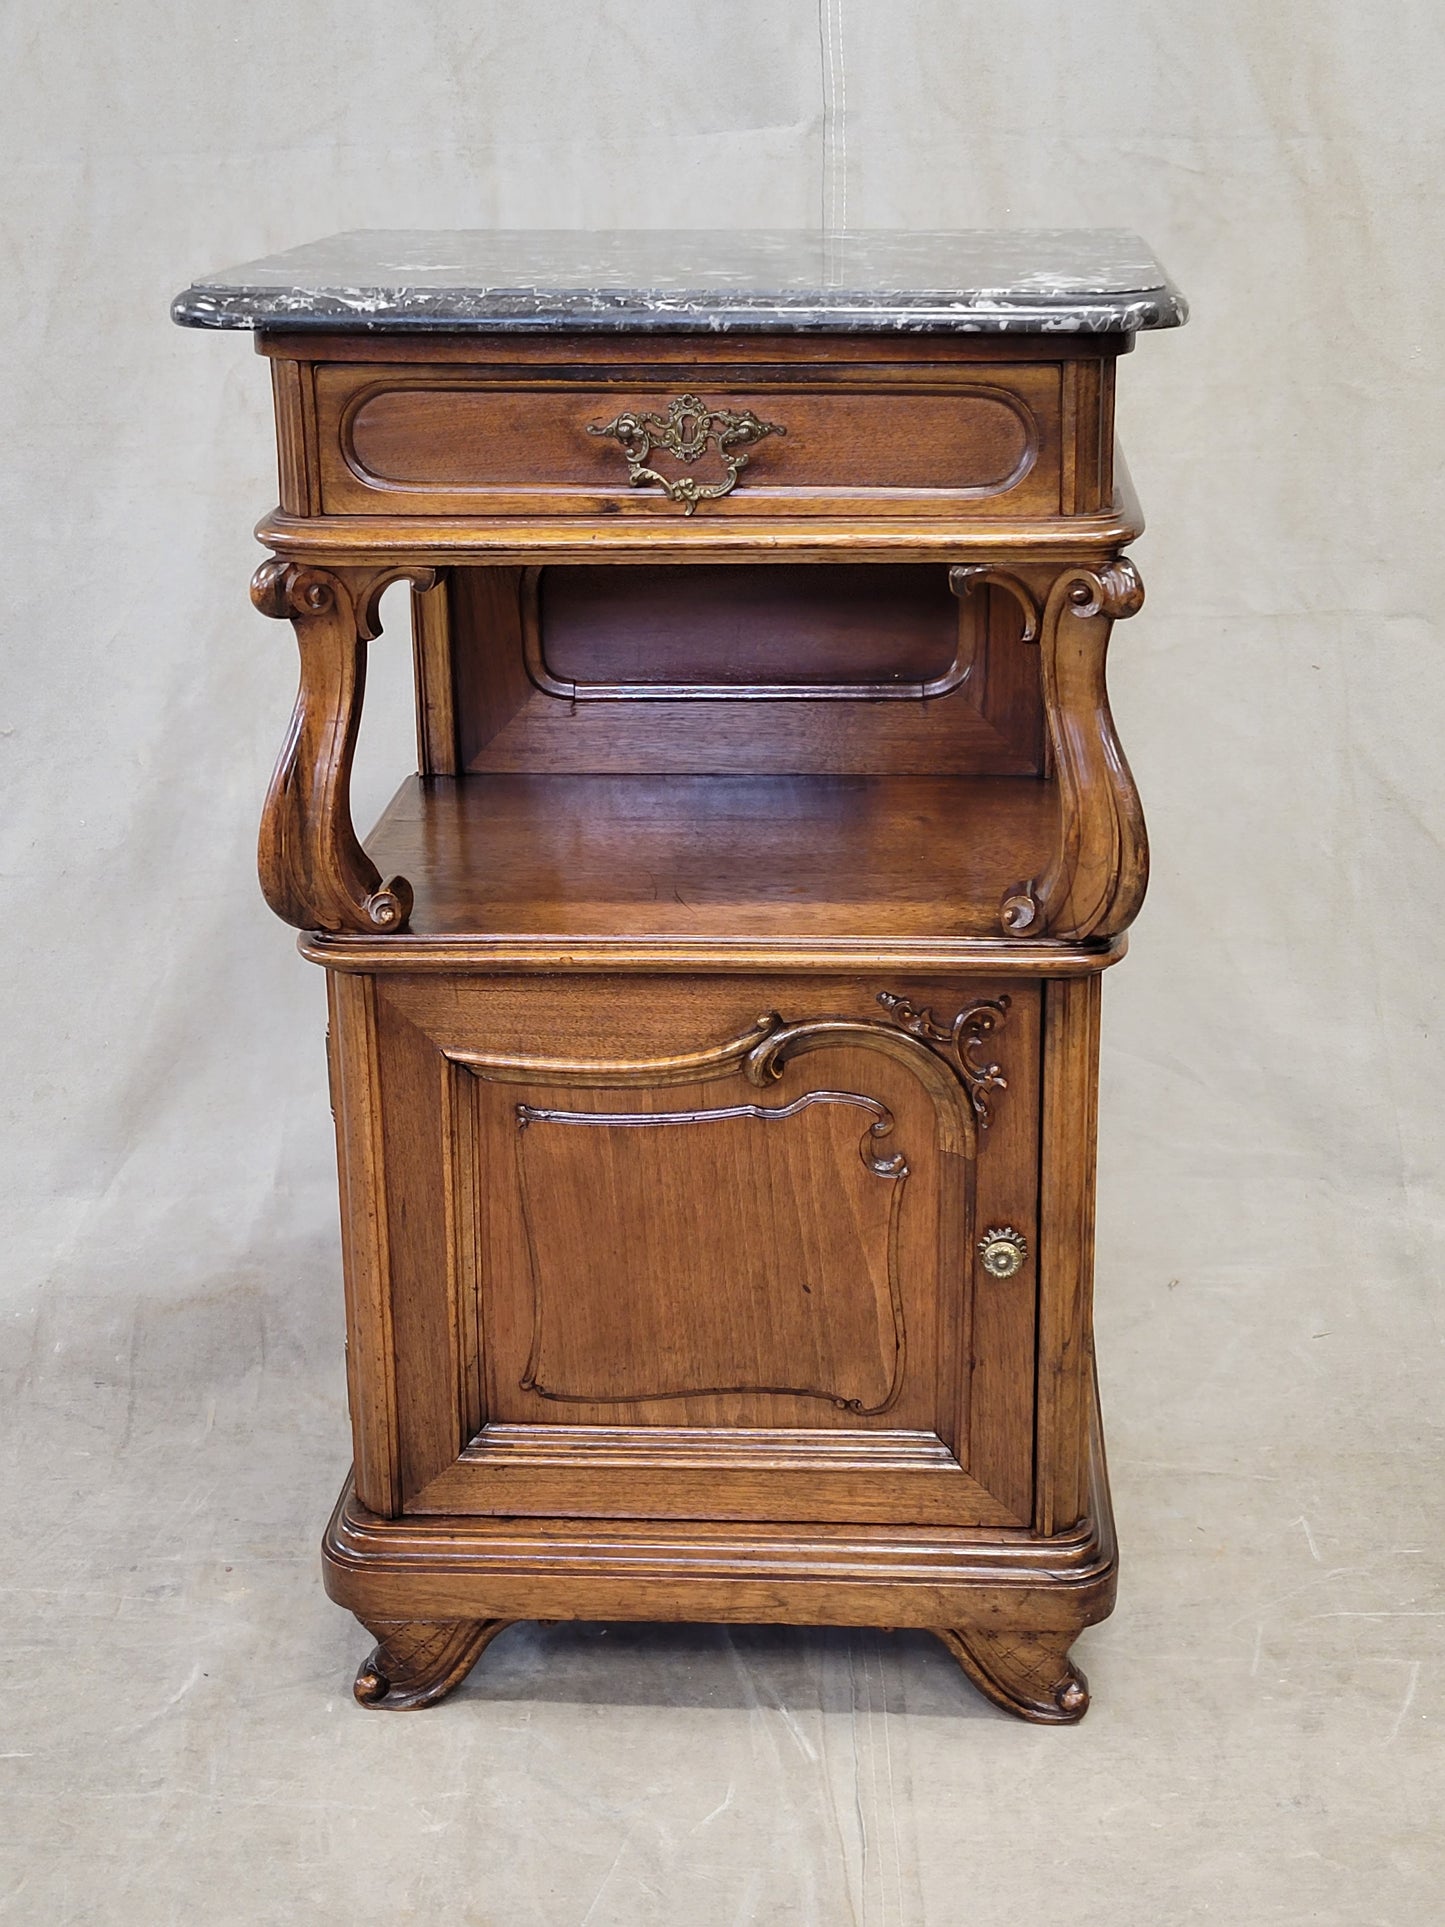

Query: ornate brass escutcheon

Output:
[588, 392, 786, 513]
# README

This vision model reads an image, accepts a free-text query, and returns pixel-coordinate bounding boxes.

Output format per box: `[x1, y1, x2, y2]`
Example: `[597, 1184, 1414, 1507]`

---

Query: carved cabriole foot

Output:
[934, 1626, 1090, 1724]
[250, 558, 435, 935]
[353, 1618, 513, 1710]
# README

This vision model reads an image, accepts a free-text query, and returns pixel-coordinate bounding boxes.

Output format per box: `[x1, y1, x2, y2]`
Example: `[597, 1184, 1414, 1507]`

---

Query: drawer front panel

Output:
[315, 366, 1061, 519]
[332, 972, 1040, 1528]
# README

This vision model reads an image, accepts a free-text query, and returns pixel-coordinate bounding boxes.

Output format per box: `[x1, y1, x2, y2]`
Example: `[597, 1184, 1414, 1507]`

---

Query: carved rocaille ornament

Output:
[250, 557, 436, 935]
[875, 991, 1010, 1126]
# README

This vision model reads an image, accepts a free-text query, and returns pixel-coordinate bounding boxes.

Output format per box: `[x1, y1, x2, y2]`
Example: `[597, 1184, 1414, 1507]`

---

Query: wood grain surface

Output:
[240, 320, 1155, 1721]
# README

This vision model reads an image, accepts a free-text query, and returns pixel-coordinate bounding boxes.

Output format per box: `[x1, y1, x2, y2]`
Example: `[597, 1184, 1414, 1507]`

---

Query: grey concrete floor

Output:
[4, 1196, 1441, 1926]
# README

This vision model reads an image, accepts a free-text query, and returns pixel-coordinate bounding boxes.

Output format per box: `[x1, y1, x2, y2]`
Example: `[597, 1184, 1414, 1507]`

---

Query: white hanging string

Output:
[819, 0, 848, 241]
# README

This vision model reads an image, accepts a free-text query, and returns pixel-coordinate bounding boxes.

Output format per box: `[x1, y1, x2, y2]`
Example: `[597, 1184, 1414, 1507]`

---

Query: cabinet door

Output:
[329, 974, 1038, 1529]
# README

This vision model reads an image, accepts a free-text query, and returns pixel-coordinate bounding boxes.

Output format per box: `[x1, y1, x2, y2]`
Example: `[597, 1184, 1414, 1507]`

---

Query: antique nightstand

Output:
[173, 231, 1186, 1722]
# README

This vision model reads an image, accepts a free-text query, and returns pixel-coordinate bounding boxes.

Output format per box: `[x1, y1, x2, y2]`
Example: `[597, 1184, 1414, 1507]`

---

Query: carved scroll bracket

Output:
[998, 556, 1148, 941]
[948, 563, 1041, 642]
[251, 558, 435, 935]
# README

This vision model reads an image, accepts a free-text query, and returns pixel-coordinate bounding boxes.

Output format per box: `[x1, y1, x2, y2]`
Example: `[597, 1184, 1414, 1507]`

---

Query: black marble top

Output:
[172, 229, 1187, 336]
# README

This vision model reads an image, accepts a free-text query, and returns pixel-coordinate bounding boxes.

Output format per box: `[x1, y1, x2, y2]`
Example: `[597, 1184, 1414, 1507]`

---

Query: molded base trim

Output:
[324, 1392, 1114, 1623]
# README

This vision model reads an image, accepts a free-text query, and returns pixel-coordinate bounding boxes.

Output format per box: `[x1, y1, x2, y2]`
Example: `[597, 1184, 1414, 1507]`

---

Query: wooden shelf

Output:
[357, 772, 1062, 952]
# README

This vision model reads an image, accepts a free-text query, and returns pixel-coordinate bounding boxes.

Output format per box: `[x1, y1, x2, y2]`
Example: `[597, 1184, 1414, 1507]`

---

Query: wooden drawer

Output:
[313, 362, 1064, 520]
[329, 969, 1040, 1528]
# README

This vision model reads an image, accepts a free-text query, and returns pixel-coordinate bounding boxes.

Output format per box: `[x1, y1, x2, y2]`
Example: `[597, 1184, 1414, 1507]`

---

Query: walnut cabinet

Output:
[175, 231, 1186, 1722]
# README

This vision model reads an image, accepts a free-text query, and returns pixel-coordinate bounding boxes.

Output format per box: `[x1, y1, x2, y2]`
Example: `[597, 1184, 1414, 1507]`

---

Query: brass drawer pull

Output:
[978, 1227, 1028, 1279]
[588, 393, 786, 514]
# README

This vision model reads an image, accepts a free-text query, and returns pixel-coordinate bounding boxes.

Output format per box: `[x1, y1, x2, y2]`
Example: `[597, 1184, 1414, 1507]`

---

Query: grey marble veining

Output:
[172, 229, 1187, 335]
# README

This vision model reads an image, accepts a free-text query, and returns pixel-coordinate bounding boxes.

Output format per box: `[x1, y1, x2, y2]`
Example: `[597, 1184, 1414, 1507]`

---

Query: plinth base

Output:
[322, 1399, 1115, 1725]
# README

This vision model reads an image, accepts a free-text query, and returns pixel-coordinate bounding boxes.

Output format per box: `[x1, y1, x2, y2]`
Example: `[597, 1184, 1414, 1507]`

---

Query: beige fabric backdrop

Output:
[3, 4, 1441, 1921]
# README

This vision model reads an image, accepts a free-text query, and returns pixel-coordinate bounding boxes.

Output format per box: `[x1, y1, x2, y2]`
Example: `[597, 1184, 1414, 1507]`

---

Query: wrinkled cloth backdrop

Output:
[2, 4, 1441, 1922]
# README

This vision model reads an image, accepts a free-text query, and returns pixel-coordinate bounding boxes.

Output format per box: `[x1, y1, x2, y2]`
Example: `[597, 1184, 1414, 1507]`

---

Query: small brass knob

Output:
[978, 1227, 1028, 1279]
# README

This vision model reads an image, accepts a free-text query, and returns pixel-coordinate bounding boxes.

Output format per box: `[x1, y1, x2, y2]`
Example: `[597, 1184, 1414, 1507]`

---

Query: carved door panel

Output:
[331, 975, 1039, 1529]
